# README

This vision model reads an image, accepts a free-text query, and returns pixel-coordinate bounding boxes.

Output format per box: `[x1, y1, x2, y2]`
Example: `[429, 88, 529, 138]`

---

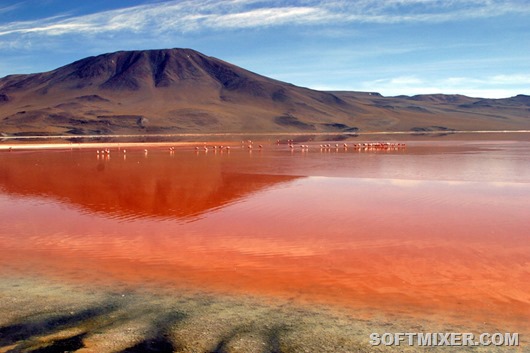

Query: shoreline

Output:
[1, 129, 530, 139]
[1, 130, 530, 151]
[0, 141, 210, 151]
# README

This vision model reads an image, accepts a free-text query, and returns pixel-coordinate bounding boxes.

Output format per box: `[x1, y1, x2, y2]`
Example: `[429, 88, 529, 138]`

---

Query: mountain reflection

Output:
[0, 150, 300, 220]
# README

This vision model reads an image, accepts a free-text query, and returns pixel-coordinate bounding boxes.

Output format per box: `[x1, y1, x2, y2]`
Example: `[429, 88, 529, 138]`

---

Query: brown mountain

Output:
[0, 48, 529, 136]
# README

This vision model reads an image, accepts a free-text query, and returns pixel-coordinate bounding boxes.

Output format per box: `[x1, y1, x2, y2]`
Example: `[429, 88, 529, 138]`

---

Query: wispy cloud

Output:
[199, 7, 332, 29]
[332, 0, 530, 23]
[0, 0, 528, 37]
[0, 1, 331, 36]
[0, 3, 20, 14]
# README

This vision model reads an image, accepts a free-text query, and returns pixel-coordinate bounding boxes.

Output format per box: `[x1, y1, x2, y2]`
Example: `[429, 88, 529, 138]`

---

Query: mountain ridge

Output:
[1, 48, 529, 136]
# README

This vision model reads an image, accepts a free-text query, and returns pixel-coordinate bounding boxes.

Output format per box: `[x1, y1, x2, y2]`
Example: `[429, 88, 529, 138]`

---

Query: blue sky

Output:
[0, 0, 529, 98]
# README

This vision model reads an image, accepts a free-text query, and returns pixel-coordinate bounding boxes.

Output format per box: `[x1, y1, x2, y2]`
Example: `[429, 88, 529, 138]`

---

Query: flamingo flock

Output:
[195, 144, 231, 152]
[319, 142, 406, 151]
[94, 140, 406, 158]
[190, 140, 406, 153]
[96, 148, 111, 155]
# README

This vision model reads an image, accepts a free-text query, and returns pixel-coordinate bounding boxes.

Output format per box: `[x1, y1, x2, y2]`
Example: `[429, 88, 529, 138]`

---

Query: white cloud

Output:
[0, 0, 528, 37]
[444, 74, 530, 88]
[490, 74, 530, 85]
[389, 76, 424, 85]
[358, 73, 529, 98]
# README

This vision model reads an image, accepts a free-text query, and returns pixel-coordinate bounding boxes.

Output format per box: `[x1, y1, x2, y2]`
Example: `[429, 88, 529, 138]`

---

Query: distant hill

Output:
[0, 48, 529, 136]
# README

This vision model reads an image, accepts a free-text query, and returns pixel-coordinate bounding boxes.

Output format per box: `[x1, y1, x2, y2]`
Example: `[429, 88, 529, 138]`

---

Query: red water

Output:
[0, 140, 529, 332]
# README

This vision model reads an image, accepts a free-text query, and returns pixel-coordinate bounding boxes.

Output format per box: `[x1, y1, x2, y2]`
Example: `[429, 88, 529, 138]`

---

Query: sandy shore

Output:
[2, 276, 522, 353]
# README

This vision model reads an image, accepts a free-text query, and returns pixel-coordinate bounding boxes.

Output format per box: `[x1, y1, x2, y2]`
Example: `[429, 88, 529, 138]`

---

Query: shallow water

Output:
[0, 139, 529, 352]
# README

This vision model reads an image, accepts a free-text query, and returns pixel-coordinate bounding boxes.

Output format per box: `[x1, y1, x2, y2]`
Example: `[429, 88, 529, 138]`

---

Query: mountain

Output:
[0, 48, 529, 136]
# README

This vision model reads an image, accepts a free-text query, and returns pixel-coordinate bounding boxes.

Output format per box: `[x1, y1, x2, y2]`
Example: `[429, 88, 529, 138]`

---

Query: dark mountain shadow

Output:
[21, 333, 87, 353]
[119, 335, 175, 353]
[118, 312, 186, 353]
[0, 303, 118, 347]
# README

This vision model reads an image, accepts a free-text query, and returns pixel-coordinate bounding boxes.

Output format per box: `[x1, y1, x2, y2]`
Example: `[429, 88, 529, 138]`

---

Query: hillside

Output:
[0, 48, 529, 136]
